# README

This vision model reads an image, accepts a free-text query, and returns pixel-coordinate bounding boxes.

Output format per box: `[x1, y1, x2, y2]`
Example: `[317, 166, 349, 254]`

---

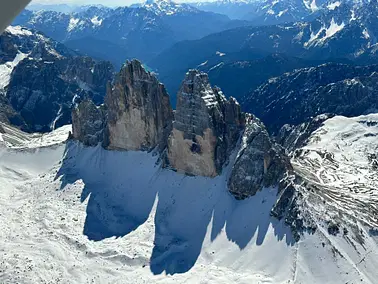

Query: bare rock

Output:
[105, 60, 173, 151]
[228, 114, 293, 199]
[277, 113, 334, 154]
[167, 70, 244, 177]
[72, 99, 105, 146]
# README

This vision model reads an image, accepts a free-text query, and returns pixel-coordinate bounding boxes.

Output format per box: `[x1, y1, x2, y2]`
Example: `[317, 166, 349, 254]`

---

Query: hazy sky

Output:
[30, 0, 193, 6]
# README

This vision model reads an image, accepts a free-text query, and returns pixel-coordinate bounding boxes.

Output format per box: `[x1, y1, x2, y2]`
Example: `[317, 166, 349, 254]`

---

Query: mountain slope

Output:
[150, 1, 378, 101]
[1, 117, 378, 283]
[242, 63, 378, 133]
[200, 54, 325, 101]
[190, 0, 259, 20]
[14, 2, 244, 65]
[0, 26, 114, 132]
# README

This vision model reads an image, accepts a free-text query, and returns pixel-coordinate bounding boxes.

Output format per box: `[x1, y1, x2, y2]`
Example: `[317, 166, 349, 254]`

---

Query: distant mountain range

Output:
[150, 0, 378, 104]
[14, 0, 248, 68]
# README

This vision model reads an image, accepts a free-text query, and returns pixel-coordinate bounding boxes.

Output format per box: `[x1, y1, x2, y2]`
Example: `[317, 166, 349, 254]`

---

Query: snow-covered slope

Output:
[0, 26, 63, 91]
[143, 0, 199, 15]
[1, 122, 378, 283]
[292, 114, 378, 234]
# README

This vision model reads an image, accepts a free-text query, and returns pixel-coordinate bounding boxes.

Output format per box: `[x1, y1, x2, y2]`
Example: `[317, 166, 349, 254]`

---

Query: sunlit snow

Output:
[327, 1, 341, 10]
[0, 52, 28, 90]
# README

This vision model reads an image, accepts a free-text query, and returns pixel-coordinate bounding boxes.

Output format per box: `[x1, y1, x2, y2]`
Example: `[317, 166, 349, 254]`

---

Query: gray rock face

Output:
[277, 114, 334, 154]
[228, 114, 293, 200]
[105, 60, 173, 151]
[0, 27, 114, 133]
[72, 99, 105, 146]
[71, 65, 292, 208]
[167, 70, 244, 177]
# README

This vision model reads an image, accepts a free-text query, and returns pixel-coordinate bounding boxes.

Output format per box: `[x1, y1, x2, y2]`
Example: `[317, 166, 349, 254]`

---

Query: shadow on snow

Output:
[56, 141, 295, 275]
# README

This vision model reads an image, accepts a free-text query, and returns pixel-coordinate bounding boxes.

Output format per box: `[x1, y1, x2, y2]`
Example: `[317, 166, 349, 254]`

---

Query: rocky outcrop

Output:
[105, 60, 173, 151]
[167, 70, 244, 177]
[0, 27, 114, 133]
[71, 99, 105, 146]
[228, 114, 293, 199]
[277, 114, 334, 154]
[72, 65, 292, 203]
[243, 63, 378, 133]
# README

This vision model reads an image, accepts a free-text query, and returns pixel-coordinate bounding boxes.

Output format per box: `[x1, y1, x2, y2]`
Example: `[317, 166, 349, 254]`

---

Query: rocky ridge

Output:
[243, 63, 378, 133]
[72, 60, 291, 204]
[0, 26, 114, 132]
[168, 70, 244, 177]
[74, 59, 378, 244]
[104, 60, 173, 151]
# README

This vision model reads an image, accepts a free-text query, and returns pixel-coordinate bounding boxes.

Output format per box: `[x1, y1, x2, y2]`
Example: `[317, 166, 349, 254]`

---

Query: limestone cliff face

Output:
[105, 60, 173, 151]
[71, 99, 105, 147]
[228, 114, 293, 200]
[167, 70, 244, 177]
[72, 65, 291, 201]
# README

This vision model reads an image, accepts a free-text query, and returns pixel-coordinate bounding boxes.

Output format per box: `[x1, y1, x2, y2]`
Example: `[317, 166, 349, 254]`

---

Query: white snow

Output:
[91, 16, 103, 26]
[303, 0, 318, 12]
[350, 9, 356, 22]
[324, 18, 345, 40]
[278, 9, 288, 17]
[1, 122, 378, 283]
[292, 114, 378, 262]
[0, 122, 71, 148]
[68, 17, 80, 32]
[50, 106, 63, 131]
[143, 0, 194, 16]
[208, 62, 224, 71]
[327, 1, 341, 10]
[363, 28, 370, 39]
[305, 18, 345, 47]
[5, 26, 33, 36]
[0, 52, 28, 90]
[310, 0, 318, 12]
[197, 60, 208, 68]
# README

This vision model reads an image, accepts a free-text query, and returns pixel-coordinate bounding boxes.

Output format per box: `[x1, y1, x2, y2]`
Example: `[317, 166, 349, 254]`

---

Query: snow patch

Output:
[67, 17, 80, 32]
[324, 18, 345, 40]
[208, 62, 224, 71]
[5, 26, 33, 36]
[310, 0, 318, 12]
[50, 106, 63, 131]
[197, 60, 208, 67]
[363, 28, 370, 40]
[91, 16, 103, 26]
[327, 1, 341, 10]
[1, 124, 378, 283]
[305, 18, 345, 47]
[350, 9, 356, 22]
[278, 9, 288, 17]
[0, 52, 28, 90]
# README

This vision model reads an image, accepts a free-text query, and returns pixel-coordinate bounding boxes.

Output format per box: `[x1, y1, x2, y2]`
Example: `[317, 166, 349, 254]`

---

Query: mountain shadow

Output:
[56, 140, 295, 275]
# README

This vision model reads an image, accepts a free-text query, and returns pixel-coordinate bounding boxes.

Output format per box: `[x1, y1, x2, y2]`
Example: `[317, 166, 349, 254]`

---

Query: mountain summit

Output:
[143, 0, 198, 15]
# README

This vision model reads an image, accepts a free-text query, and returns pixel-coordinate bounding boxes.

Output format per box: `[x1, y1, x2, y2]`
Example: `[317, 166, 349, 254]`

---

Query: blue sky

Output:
[30, 0, 193, 6]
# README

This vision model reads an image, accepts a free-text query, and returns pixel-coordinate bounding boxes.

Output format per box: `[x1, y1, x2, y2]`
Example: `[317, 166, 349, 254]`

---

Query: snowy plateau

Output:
[1, 112, 378, 284]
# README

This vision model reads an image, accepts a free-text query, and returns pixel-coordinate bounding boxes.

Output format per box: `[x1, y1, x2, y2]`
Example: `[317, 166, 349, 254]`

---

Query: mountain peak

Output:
[142, 0, 198, 15]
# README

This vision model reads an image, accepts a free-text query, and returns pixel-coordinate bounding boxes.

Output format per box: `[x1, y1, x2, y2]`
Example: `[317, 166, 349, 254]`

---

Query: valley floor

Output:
[1, 124, 378, 283]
